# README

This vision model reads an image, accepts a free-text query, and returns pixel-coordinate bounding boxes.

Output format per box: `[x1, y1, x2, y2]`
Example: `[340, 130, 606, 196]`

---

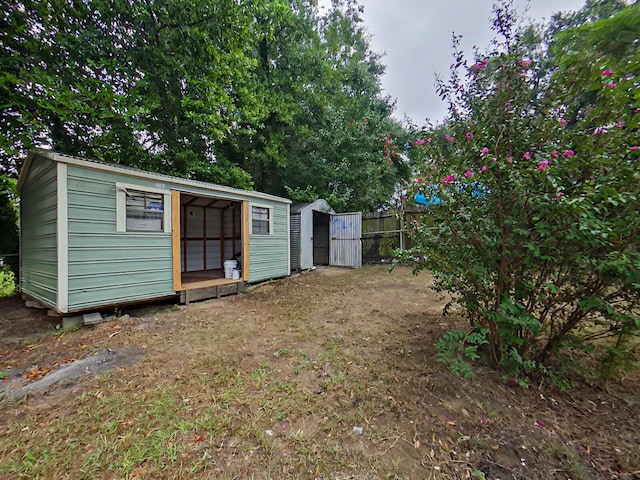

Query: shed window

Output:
[116, 183, 171, 233]
[251, 206, 271, 235]
[126, 189, 164, 231]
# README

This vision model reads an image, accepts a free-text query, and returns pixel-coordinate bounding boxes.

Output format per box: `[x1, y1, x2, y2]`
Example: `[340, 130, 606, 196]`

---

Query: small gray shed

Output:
[18, 150, 292, 313]
[290, 200, 362, 271]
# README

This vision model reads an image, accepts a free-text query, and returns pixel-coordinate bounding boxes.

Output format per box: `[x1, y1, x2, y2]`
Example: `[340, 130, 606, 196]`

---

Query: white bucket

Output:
[224, 260, 238, 279]
[232, 269, 241, 280]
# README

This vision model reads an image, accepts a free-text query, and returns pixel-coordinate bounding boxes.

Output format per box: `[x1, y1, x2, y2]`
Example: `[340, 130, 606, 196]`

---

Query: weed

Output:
[540, 440, 589, 480]
[250, 364, 272, 387]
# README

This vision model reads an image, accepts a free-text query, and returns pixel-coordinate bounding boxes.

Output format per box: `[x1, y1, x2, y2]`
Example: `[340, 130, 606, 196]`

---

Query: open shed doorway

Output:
[312, 210, 330, 266]
[176, 193, 244, 289]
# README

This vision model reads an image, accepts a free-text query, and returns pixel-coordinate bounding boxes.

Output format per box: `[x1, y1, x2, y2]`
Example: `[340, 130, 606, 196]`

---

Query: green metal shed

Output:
[17, 150, 291, 313]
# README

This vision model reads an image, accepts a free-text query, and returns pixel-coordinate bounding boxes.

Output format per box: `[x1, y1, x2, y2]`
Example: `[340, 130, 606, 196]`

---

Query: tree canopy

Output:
[0, 0, 408, 211]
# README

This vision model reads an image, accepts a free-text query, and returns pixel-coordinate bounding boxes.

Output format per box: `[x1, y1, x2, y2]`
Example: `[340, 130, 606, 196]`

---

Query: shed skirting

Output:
[179, 281, 244, 304]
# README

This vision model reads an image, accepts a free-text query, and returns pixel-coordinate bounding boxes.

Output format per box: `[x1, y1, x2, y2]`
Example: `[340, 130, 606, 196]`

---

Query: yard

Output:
[0, 266, 638, 479]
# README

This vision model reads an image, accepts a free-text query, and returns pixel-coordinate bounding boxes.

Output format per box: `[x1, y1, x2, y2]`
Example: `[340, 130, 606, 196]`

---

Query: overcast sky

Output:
[321, 0, 588, 125]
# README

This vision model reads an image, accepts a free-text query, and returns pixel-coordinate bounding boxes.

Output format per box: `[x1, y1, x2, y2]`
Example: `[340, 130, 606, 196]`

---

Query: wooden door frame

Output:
[172, 191, 250, 291]
[242, 200, 250, 281]
[172, 190, 182, 291]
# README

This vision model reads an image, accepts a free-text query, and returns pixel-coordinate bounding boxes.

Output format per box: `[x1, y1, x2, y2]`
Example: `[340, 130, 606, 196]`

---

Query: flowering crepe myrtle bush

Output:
[399, 2, 639, 382]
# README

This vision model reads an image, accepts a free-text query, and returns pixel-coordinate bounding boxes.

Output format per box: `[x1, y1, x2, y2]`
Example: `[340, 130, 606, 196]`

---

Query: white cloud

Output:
[321, 0, 588, 124]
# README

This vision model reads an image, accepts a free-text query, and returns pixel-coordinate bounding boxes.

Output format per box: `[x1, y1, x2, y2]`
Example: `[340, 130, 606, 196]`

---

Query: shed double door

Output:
[329, 212, 362, 268]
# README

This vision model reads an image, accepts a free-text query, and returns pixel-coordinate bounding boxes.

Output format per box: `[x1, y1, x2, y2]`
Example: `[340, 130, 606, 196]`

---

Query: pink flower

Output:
[562, 150, 575, 158]
[465, 131, 474, 141]
[427, 137, 433, 143]
[537, 160, 550, 171]
[481, 165, 488, 172]
[602, 69, 614, 77]
[550, 151, 559, 159]
[417, 177, 423, 183]
[445, 134, 455, 142]
[415, 138, 425, 146]
[470, 59, 488, 74]
[522, 59, 532, 68]
[402, 196, 407, 203]
[554, 191, 565, 200]
[559, 118, 568, 126]
[442, 175, 455, 184]
[480, 147, 489, 156]
[535, 420, 545, 427]
[607, 82, 616, 88]
[615, 121, 626, 127]
[523, 151, 531, 160]
[594, 127, 606, 135]
[630, 146, 639, 151]
[464, 170, 473, 178]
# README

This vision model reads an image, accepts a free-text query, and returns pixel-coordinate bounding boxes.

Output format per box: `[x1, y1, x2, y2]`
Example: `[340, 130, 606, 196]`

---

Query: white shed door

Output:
[330, 212, 362, 268]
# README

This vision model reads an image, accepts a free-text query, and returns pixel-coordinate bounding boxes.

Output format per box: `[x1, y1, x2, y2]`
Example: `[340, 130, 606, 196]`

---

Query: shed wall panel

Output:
[185, 206, 204, 237]
[205, 209, 221, 237]
[65, 166, 174, 311]
[290, 214, 301, 271]
[206, 240, 222, 268]
[248, 203, 290, 282]
[186, 240, 205, 271]
[20, 157, 58, 306]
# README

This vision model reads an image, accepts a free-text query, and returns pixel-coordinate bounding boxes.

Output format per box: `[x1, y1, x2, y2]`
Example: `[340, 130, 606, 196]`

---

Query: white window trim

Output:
[116, 182, 171, 233]
[250, 204, 273, 236]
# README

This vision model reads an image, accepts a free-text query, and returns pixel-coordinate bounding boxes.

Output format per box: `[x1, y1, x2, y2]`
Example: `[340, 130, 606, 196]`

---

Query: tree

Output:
[1, 0, 259, 186]
[2, 0, 408, 210]
[0, 175, 18, 280]
[401, 1, 639, 383]
[216, 0, 410, 212]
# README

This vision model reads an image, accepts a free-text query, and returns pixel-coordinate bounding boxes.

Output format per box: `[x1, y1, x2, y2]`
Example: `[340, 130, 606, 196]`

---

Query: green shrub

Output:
[399, 2, 639, 381]
[0, 266, 16, 298]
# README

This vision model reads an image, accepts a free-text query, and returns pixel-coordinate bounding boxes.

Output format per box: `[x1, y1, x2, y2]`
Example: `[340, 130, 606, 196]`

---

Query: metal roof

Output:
[290, 199, 334, 214]
[18, 149, 291, 204]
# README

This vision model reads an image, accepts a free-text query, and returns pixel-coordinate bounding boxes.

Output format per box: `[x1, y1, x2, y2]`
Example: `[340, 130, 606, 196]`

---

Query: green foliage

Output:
[217, 0, 409, 211]
[2, 0, 259, 186]
[0, 266, 16, 297]
[2, 0, 406, 210]
[599, 333, 639, 379]
[434, 329, 489, 379]
[402, 1, 640, 382]
[0, 175, 18, 277]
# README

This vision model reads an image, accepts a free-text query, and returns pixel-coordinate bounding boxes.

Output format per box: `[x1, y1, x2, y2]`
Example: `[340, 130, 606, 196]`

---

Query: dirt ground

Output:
[0, 266, 638, 479]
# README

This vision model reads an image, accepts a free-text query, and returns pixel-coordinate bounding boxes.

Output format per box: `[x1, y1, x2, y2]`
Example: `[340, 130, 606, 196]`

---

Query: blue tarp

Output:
[414, 191, 442, 206]
[414, 182, 487, 206]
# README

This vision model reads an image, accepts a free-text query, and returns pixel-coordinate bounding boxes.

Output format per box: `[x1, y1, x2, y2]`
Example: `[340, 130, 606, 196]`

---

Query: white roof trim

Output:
[18, 149, 291, 204]
[291, 199, 334, 215]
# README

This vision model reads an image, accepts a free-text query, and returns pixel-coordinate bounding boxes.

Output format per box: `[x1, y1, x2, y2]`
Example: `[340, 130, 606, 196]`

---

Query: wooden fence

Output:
[362, 210, 426, 263]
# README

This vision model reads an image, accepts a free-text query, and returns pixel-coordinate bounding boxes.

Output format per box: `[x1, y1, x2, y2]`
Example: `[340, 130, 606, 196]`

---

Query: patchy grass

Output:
[0, 266, 638, 479]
